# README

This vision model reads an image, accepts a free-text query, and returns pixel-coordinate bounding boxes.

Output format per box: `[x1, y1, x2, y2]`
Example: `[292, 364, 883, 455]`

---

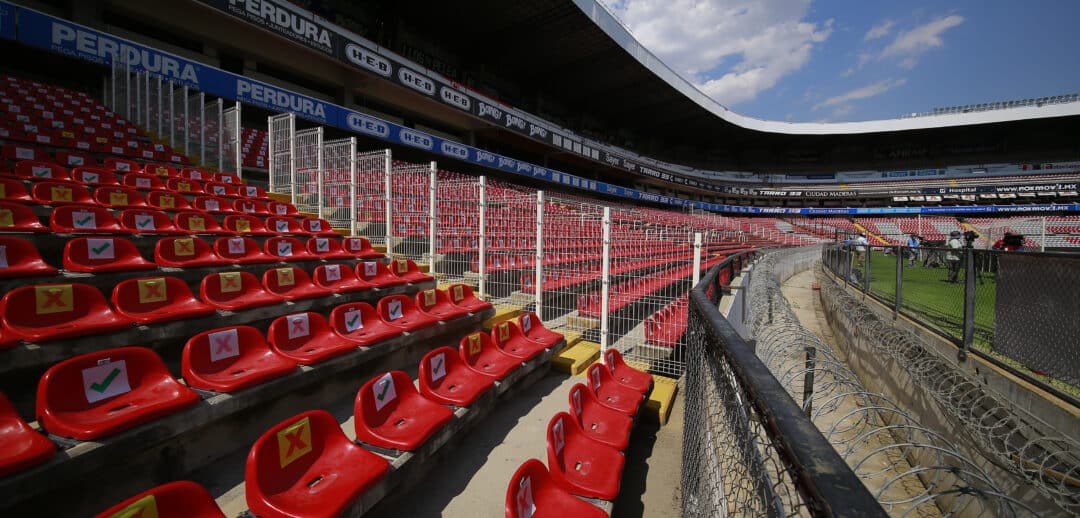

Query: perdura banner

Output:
[200, 0, 339, 56]
[7, 1, 1080, 216]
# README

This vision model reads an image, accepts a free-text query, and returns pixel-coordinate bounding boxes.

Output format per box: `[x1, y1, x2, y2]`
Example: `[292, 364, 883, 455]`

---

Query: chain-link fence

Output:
[321, 137, 355, 234]
[355, 149, 390, 249]
[483, 184, 537, 311]
[292, 127, 322, 214]
[388, 160, 434, 266]
[267, 113, 295, 196]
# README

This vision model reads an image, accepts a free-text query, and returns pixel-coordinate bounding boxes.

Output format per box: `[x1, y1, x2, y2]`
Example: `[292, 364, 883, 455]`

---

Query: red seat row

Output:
[1, 178, 269, 207]
[0, 200, 309, 233]
[1, 159, 243, 186]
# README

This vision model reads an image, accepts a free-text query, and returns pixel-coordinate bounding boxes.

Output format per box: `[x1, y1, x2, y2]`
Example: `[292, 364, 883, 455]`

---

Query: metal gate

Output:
[186, 92, 204, 163]
[203, 98, 222, 171]
[389, 161, 435, 268]
[355, 150, 391, 247]
[321, 137, 356, 233]
[222, 103, 242, 176]
[292, 127, 323, 214]
[267, 113, 295, 196]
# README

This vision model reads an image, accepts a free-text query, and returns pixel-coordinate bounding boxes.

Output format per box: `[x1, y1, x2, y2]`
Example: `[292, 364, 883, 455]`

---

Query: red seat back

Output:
[94, 481, 226, 518]
[143, 163, 178, 177]
[121, 173, 165, 191]
[313, 263, 364, 287]
[174, 211, 224, 233]
[265, 216, 302, 234]
[103, 158, 140, 172]
[165, 177, 204, 194]
[0, 236, 57, 277]
[50, 205, 122, 233]
[376, 294, 420, 324]
[204, 181, 237, 197]
[300, 217, 333, 234]
[223, 214, 267, 235]
[56, 151, 95, 168]
[155, 236, 218, 263]
[199, 271, 267, 302]
[179, 168, 209, 181]
[1, 282, 112, 328]
[416, 288, 455, 313]
[147, 191, 193, 211]
[119, 209, 178, 233]
[212, 172, 241, 184]
[237, 185, 266, 198]
[307, 237, 346, 257]
[111, 276, 197, 315]
[30, 181, 93, 205]
[213, 236, 265, 261]
[268, 201, 298, 216]
[459, 331, 495, 366]
[354, 370, 416, 429]
[14, 160, 69, 181]
[182, 326, 274, 377]
[342, 236, 377, 255]
[3, 144, 48, 162]
[263, 266, 317, 294]
[63, 236, 151, 272]
[71, 167, 119, 186]
[0, 177, 30, 202]
[192, 196, 231, 213]
[264, 236, 308, 260]
[93, 186, 145, 208]
[266, 311, 333, 351]
[356, 260, 396, 283]
[233, 199, 267, 214]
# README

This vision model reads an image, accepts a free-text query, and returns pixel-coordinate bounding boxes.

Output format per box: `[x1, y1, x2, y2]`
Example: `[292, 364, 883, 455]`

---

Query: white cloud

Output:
[898, 57, 918, 70]
[880, 15, 964, 59]
[864, 20, 894, 41]
[601, 0, 832, 106]
[831, 104, 855, 117]
[813, 78, 906, 110]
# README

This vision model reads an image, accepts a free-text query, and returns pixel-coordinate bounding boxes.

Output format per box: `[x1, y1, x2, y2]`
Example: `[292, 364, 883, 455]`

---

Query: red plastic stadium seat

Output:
[459, 331, 520, 380]
[119, 208, 181, 234]
[0, 201, 47, 232]
[179, 168, 209, 181]
[144, 163, 178, 178]
[0, 392, 55, 477]
[212, 172, 241, 184]
[0, 177, 31, 202]
[111, 276, 216, 324]
[492, 320, 546, 361]
[416, 288, 470, 320]
[205, 181, 238, 198]
[313, 263, 370, 293]
[63, 236, 155, 273]
[0, 236, 58, 278]
[329, 302, 401, 346]
[222, 214, 271, 235]
[147, 191, 193, 211]
[121, 173, 165, 191]
[419, 346, 494, 407]
[447, 283, 492, 313]
[263, 266, 332, 301]
[300, 217, 335, 236]
[355, 260, 407, 288]
[265, 236, 316, 261]
[586, 363, 643, 416]
[268, 201, 298, 217]
[518, 312, 563, 348]
[353, 371, 453, 451]
[376, 294, 438, 331]
[237, 184, 266, 199]
[200, 271, 283, 310]
[0, 283, 133, 342]
[214, 236, 276, 264]
[30, 181, 93, 205]
[267, 312, 356, 365]
[36, 347, 200, 440]
[234, 199, 268, 215]
[174, 211, 225, 234]
[182, 326, 296, 392]
[93, 186, 146, 208]
[603, 349, 652, 394]
[50, 205, 125, 234]
[72, 166, 120, 186]
[569, 382, 631, 451]
[155, 236, 232, 267]
[192, 196, 232, 213]
[505, 459, 607, 518]
[94, 481, 226, 518]
[2, 144, 48, 162]
[265, 216, 303, 235]
[165, 177, 204, 194]
[341, 236, 384, 259]
[389, 258, 434, 283]
[104, 157, 140, 172]
[545, 412, 624, 500]
[14, 160, 69, 182]
[56, 151, 95, 169]
[245, 410, 389, 518]
[306, 237, 354, 259]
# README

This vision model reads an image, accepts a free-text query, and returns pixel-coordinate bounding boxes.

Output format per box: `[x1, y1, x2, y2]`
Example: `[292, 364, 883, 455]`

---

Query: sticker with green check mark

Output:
[431, 353, 446, 381]
[32, 169, 50, 178]
[344, 309, 363, 332]
[373, 373, 396, 411]
[87, 239, 114, 259]
[136, 216, 154, 229]
[73, 212, 95, 228]
[81, 360, 132, 403]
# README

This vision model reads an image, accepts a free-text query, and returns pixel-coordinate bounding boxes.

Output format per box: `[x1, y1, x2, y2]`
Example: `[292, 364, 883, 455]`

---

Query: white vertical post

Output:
[315, 127, 324, 219]
[288, 117, 296, 204]
[135, 71, 141, 125]
[216, 98, 224, 172]
[535, 191, 545, 316]
[156, 76, 163, 137]
[234, 103, 243, 177]
[168, 84, 175, 148]
[383, 149, 393, 256]
[600, 207, 612, 353]
[124, 60, 131, 120]
[198, 92, 206, 165]
[266, 115, 275, 193]
[108, 71, 115, 112]
[144, 73, 150, 127]
[918, 214, 923, 236]
[1041, 216, 1047, 252]
[428, 161, 437, 275]
[182, 86, 189, 155]
[692, 233, 703, 286]
[478, 176, 487, 301]
[348, 137, 358, 237]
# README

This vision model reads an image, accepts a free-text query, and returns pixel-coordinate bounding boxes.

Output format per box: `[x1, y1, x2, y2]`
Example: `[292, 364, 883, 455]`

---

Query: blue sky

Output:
[600, 0, 1080, 122]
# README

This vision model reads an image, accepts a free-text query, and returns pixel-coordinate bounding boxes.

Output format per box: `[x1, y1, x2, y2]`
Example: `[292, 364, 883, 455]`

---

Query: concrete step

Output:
[482, 304, 523, 331]
[645, 375, 679, 425]
[550, 340, 600, 376]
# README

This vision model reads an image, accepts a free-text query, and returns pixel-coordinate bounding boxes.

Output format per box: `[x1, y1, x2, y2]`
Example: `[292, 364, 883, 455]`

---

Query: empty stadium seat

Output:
[213, 172, 241, 184]
[2, 144, 48, 162]
[200, 271, 284, 311]
[63, 236, 156, 272]
[245, 410, 389, 518]
[262, 266, 332, 301]
[71, 166, 120, 186]
[518, 312, 563, 348]
[300, 217, 335, 235]
[376, 294, 438, 331]
[329, 302, 402, 346]
[505, 459, 607, 518]
[175, 211, 225, 233]
[154, 236, 232, 267]
[491, 320, 546, 361]
[312, 263, 370, 293]
[0, 236, 58, 278]
[265, 216, 302, 235]
[447, 283, 492, 313]
[94, 481, 226, 518]
[306, 237, 355, 259]
[213, 236, 276, 264]
[182, 326, 296, 392]
[267, 312, 357, 365]
[355, 260, 407, 288]
[121, 172, 165, 191]
[234, 199, 268, 215]
[354, 371, 454, 451]
[389, 258, 434, 283]
[237, 185, 267, 199]
[419, 346, 495, 407]
[459, 332, 520, 380]
[56, 151, 96, 169]
[111, 276, 216, 324]
[265, 236, 316, 261]
[30, 181, 93, 205]
[223, 214, 272, 235]
[144, 163, 178, 178]
[119, 208, 181, 234]
[586, 364, 643, 416]
[179, 168, 208, 181]
[147, 191, 193, 211]
[545, 412, 623, 500]
[93, 186, 147, 208]
[36, 347, 200, 440]
[568, 383, 631, 450]
[0, 392, 55, 477]
[205, 181, 238, 198]
[165, 177, 203, 194]
[50, 205, 124, 234]
[192, 196, 231, 213]
[603, 349, 652, 394]
[0, 177, 31, 201]
[268, 201, 298, 217]
[416, 288, 470, 320]
[104, 158, 140, 172]
[14, 160, 69, 182]
[0, 283, 133, 342]
[0, 201, 47, 232]
[341, 236, 384, 259]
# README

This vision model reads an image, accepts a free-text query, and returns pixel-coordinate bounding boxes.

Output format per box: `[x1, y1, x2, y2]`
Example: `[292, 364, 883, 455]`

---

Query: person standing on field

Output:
[946, 231, 963, 283]
[907, 234, 920, 267]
